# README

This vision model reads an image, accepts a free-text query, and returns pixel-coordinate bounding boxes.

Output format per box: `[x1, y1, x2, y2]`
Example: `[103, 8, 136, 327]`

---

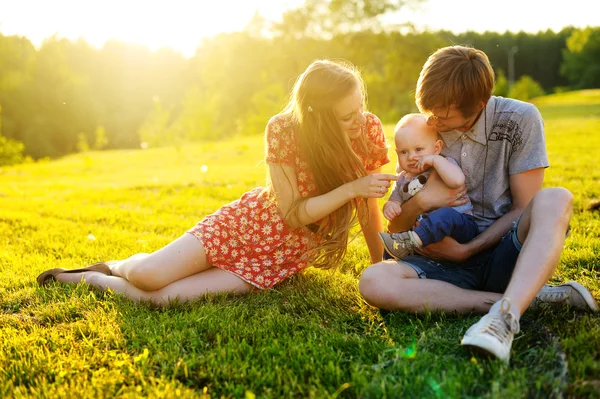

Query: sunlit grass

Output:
[1, 92, 599, 397]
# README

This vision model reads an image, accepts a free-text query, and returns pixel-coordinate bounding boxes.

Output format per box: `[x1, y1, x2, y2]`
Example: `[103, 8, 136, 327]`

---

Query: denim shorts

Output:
[395, 220, 524, 293]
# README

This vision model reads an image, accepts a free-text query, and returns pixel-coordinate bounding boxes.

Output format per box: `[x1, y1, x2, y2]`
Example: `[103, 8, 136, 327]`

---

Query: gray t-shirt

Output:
[438, 96, 549, 232]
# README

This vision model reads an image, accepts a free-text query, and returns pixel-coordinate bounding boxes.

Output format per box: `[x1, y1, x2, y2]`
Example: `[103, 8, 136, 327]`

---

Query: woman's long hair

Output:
[269, 59, 379, 269]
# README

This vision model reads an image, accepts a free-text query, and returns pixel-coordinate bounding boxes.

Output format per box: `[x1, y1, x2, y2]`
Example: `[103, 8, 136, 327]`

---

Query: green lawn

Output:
[1, 91, 599, 398]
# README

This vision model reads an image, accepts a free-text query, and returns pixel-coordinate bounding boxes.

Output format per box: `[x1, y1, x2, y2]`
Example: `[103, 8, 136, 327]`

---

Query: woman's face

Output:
[334, 85, 367, 140]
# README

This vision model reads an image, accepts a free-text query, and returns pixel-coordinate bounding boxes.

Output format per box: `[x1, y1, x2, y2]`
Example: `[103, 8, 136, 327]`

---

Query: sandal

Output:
[36, 262, 113, 286]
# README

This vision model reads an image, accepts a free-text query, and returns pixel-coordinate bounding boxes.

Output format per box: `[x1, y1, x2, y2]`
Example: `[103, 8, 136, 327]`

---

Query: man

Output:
[359, 45, 598, 362]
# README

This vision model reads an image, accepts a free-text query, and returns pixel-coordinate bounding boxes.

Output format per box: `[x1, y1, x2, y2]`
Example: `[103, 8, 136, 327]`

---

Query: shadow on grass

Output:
[109, 273, 597, 398]
[3, 273, 598, 398]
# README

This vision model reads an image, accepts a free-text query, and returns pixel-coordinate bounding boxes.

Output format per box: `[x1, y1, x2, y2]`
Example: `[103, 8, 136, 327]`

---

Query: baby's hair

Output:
[394, 113, 437, 140]
[394, 113, 427, 133]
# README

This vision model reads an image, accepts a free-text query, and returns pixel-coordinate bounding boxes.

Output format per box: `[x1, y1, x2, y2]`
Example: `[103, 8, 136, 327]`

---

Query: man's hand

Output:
[415, 170, 468, 212]
[415, 236, 471, 262]
[383, 201, 402, 221]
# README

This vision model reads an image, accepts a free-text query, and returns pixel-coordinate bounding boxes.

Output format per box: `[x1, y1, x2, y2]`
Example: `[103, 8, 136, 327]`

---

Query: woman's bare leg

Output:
[83, 267, 253, 307]
[57, 233, 211, 291]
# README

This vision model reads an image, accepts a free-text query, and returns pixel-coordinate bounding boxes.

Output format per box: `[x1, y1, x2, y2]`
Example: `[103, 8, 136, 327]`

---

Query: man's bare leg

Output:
[359, 261, 501, 313]
[502, 188, 573, 314]
[461, 188, 577, 362]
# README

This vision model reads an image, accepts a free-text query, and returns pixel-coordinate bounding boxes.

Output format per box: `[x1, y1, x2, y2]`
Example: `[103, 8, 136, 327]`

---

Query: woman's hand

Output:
[348, 173, 397, 199]
[414, 170, 468, 212]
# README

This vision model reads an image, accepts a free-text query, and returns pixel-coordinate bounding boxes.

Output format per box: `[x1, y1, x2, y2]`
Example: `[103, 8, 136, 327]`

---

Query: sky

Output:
[0, 0, 597, 57]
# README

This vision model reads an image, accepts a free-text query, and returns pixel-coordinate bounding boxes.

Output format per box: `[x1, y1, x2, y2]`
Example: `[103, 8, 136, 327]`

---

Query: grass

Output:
[1, 90, 600, 398]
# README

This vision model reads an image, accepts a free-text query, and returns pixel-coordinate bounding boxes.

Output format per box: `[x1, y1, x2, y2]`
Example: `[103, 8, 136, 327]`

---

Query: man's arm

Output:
[387, 169, 466, 233]
[416, 168, 545, 262]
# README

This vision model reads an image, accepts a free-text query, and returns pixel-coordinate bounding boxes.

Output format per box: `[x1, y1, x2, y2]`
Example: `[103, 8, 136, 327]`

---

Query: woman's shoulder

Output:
[364, 112, 384, 136]
[363, 112, 387, 145]
[365, 112, 382, 127]
[265, 113, 297, 163]
[267, 113, 295, 132]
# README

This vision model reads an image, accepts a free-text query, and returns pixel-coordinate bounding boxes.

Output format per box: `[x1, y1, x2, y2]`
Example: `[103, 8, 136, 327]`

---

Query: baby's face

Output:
[395, 126, 441, 175]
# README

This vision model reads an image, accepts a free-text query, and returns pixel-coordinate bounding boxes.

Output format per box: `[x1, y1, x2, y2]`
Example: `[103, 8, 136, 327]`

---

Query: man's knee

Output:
[537, 187, 573, 206]
[519, 188, 573, 242]
[535, 187, 573, 221]
[359, 262, 417, 310]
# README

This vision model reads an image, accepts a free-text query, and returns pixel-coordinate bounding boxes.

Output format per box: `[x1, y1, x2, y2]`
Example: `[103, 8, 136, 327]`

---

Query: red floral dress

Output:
[187, 112, 390, 289]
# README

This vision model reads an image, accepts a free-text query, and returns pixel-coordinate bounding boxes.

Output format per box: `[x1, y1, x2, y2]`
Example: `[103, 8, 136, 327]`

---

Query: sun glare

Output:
[0, 0, 302, 57]
[0, 0, 596, 57]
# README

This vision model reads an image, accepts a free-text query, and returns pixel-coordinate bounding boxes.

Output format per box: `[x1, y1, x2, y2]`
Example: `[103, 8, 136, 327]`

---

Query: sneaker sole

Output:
[564, 281, 600, 312]
[378, 233, 401, 260]
[461, 336, 510, 363]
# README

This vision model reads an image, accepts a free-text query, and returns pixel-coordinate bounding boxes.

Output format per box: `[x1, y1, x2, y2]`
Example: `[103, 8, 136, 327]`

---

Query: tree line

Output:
[0, 18, 598, 164]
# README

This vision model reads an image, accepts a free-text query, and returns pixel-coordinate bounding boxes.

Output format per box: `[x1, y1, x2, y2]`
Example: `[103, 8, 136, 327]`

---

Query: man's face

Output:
[425, 105, 480, 133]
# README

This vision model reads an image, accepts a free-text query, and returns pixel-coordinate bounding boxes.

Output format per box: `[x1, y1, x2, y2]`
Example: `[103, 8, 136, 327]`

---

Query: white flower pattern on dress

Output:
[187, 113, 389, 289]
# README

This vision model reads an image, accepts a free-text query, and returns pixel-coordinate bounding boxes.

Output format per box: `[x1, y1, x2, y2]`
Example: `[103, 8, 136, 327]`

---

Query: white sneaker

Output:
[533, 281, 599, 312]
[461, 298, 520, 363]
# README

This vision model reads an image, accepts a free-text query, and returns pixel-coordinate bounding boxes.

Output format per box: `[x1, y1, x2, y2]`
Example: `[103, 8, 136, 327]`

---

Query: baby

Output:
[379, 113, 479, 259]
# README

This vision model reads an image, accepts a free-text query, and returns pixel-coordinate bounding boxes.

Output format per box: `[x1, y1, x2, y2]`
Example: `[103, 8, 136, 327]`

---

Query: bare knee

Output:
[535, 187, 573, 224]
[359, 262, 417, 311]
[84, 272, 104, 288]
[126, 259, 168, 291]
[537, 187, 573, 208]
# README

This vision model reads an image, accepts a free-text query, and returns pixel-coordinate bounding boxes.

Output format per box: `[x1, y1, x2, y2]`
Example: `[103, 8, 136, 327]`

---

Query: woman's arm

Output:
[269, 163, 396, 229]
[358, 168, 386, 263]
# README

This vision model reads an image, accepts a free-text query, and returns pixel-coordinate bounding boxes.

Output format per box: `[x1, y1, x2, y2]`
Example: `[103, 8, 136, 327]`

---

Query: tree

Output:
[508, 75, 545, 101]
[494, 69, 509, 97]
[0, 105, 25, 166]
[275, 0, 422, 38]
[561, 27, 600, 89]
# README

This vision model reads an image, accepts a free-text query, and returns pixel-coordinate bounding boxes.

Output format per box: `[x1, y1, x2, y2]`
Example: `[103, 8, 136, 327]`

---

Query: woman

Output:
[37, 59, 396, 306]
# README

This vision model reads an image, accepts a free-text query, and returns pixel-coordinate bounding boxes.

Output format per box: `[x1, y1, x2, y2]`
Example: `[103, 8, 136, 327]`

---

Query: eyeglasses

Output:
[427, 110, 479, 131]
[425, 105, 455, 123]
[426, 113, 440, 124]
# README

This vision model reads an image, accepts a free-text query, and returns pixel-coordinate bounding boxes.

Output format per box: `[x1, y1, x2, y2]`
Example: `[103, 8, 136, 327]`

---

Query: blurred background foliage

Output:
[0, 0, 598, 164]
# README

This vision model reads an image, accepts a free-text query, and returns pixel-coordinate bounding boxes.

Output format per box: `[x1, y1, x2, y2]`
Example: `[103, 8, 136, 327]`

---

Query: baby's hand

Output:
[416, 155, 436, 172]
[383, 201, 402, 221]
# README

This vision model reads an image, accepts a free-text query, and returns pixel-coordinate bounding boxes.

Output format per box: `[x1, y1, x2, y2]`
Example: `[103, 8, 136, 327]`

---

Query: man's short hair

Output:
[416, 45, 495, 117]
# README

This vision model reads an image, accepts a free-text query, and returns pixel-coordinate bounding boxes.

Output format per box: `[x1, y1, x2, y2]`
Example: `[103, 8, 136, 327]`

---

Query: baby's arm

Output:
[383, 200, 402, 221]
[383, 174, 404, 221]
[417, 155, 465, 188]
